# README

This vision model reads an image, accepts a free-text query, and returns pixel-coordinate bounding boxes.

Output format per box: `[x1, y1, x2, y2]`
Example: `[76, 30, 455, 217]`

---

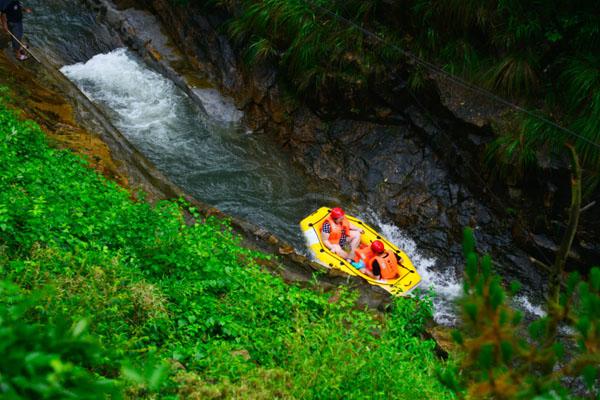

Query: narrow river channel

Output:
[22, 0, 546, 325]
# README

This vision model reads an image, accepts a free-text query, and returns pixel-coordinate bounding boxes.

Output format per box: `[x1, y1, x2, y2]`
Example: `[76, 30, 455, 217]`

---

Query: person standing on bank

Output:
[1, 0, 31, 61]
[321, 207, 364, 260]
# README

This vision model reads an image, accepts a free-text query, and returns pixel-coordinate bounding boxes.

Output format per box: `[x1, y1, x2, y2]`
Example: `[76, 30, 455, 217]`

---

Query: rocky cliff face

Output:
[109, 0, 597, 275]
[115, 0, 506, 278]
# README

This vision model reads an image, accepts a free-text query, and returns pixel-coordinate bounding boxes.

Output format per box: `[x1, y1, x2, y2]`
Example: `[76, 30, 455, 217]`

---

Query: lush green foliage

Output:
[0, 282, 120, 399]
[408, 0, 599, 181]
[0, 98, 450, 397]
[212, 0, 402, 113]
[438, 227, 600, 399]
[195, 0, 599, 177]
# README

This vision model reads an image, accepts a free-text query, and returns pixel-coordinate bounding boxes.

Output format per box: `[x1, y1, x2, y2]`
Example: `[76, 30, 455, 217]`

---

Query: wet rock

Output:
[428, 230, 449, 250]
[532, 234, 558, 253]
[476, 207, 492, 225]
[365, 168, 384, 192]
[578, 240, 600, 267]
[328, 119, 371, 145]
[427, 326, 457, 357]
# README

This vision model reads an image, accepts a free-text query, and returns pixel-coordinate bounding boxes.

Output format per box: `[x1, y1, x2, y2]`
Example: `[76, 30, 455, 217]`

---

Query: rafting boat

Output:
[300, 207, 421, 296]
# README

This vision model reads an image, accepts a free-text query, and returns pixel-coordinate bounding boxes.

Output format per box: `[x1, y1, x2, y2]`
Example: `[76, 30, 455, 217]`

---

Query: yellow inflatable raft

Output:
[300, 207, 421, 296]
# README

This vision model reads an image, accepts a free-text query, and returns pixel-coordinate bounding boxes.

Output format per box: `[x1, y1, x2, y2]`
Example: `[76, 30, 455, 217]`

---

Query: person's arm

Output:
[322, 229, 348, 258]
[361, 267, 376, 278]
[347, 221, 364, 234]
[322, 231, 342, 253]
[322, 230, 333, 250]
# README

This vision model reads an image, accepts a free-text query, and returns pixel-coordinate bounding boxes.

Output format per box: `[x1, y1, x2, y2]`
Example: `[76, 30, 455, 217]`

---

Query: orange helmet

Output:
[330, 207, 345, 219]
[371, 240, 385, 253]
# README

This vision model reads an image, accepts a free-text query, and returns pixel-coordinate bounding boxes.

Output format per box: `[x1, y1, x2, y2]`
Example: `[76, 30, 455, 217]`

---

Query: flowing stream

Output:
[60, 48, 333, 247]
[21, 0, 547, 325]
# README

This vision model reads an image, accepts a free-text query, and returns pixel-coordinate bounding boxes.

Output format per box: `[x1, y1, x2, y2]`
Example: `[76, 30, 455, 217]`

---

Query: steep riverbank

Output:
[0, 27, 396, 311]
[91, 0, 556, 296]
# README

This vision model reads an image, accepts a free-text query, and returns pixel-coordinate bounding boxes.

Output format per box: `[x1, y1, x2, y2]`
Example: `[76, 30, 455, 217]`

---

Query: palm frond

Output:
[483, 53, 539, 98]
[484, 119, 539, 179]
[245, 37, 277, 64]
[555, 54, 600, 170]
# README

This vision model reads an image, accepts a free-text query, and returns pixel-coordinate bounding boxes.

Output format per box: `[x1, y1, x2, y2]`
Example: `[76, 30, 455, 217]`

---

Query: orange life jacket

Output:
[368, 251, 400, 279]
[353, 245, 375, 263]
[322, 215, 350, 245]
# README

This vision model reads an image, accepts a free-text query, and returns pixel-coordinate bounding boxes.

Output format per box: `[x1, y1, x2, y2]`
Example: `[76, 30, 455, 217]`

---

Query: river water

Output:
[21, 0, 546, 325]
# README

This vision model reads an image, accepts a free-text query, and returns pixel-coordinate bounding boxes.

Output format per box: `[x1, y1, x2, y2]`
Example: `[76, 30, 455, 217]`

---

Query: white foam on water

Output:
[192, 88, 243, 124]
[512, 294, 546, 318]
[362, 212, 463, 325]
[61, 48, 205, 157]
[361, 213, 552, 325]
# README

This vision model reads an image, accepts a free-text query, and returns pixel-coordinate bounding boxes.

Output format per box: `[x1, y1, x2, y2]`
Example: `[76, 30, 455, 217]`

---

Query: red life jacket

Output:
[368, 251, 399, 279]
[322, 215, 350, 245]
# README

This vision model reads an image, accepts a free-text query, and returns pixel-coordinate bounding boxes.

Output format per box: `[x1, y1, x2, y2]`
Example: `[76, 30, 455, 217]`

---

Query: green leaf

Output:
[71, 319, 88, 338]
[466, 252, 478, 284]
[566, 271, 581, 296]
[500, 340, 513, 363]
[478, 343, 494, 369]
[148, 361, 170, 391]
[509, 280, 522, 295]
[582, 365, 598, 389]
[121, 365, 144, 384]
[499, 309, 508, 326]
[576, 316, 590, 338]
[590, 267, 600, 292]
[481, 254, 492, 279]
[489, 279, 505, 310]
[528, 318, 548, 340]
[545, 31, 562, 43]
[451, 329, 464, 345]
[463, 227, 475, 257]
[552, 342, 564, 359]
[465, 302, 479, 322]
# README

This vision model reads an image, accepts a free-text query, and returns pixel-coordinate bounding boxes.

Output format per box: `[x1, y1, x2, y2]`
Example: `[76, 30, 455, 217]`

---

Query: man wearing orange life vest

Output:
[321, 207, 363, 259]
[352, 240, 400, 280]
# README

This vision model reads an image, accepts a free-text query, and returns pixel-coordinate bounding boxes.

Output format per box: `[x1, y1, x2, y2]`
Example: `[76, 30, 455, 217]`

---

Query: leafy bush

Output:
[0, 96, 451, 397]
[439, 228, 600, 399]
[0, 281, 120, 399]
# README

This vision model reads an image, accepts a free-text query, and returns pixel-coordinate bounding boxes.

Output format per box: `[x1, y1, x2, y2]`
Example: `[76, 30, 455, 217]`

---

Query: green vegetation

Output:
[2, 81, 599, 398]
[198, 0, 599, 180]
[439, 228, 599, 399]
[0, 97, 451, 397]
[215, 0, 401, 112]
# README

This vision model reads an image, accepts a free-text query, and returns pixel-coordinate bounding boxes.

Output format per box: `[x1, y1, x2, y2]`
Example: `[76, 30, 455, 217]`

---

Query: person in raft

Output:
[0, 0, 31, 61]
[321, 207, 363, 260]
[351, 240, 400, 281]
